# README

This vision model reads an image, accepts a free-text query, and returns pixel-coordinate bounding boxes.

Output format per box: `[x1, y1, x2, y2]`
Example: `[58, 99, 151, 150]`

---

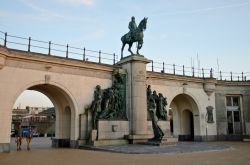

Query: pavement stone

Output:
[80, 142, 233, 154]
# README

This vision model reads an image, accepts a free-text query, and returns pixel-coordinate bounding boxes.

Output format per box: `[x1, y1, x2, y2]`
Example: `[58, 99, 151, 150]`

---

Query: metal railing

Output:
[148, 60, 250, 81]
[0, 31, 118, 65]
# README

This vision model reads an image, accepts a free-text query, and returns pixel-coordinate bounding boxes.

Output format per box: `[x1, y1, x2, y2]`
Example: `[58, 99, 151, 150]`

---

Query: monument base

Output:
[52, 138, 70, 148]
[121, 54, 145, 60]
[91, 139, 129, 146]
[0, 143, 10, 153]
[161, 136, 178, 146]
[140, 136, 178, 146]
[124, 134, 149, 144]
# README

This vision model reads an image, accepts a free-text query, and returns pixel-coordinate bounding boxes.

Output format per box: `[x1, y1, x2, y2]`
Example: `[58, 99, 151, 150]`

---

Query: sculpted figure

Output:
[147, 85, 152, 120]
[162, 97, 168, 119]
[206, 106, 214, 123]
[157, 93, 168, 120]
[112, 87, 120, 117]
[148, 94, 164, 142]
[127, 16, 137, 42]
[99, 88, 113, 119]
[90, 85, 102, 129]
[87, 72, 127, 132]
[152, 90, 159, 103]
[147, 85, 152, 100]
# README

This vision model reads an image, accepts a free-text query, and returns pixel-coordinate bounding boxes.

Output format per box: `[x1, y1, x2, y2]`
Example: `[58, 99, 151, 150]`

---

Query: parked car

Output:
[11, 130, 15, 137]
[32, 132, 40, 137]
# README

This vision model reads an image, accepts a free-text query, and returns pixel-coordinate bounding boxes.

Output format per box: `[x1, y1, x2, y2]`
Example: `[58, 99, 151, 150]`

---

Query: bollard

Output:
[183, 65, 185, 76]
[66, 44, 69, 58]
[99, 50, 101, 63]
[48, 41, 51, 55]
[162, 62, 165, 73]
[4, 32, 7, 47]
[173, 64, 175, 75]
[28, 37, 31, 52]
[192, 67, 194, 77]
[152, 61, 154, 72]
[210, 68, 213, 78]
[83, 48, 85, 61]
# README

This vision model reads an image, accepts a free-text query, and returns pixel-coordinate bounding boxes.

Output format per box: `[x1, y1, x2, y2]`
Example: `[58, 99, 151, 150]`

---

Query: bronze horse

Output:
[121, 17, 148, 57]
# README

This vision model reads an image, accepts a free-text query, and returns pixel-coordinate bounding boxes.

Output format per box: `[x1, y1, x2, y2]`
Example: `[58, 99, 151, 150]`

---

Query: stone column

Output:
[0, 98, 12, 153]
[0, 51, 11, 152]
[117, 55, 150, 143]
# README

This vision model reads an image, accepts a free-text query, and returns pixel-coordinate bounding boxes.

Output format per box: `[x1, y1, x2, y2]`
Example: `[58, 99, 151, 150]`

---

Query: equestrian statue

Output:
[121, 16, 148, 58]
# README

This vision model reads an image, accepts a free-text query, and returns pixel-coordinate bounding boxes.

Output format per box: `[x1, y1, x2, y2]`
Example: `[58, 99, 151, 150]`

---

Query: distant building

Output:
[12, 107, 55, 136]
[26, 106, 50, 115]
[12, 107, 29, 124]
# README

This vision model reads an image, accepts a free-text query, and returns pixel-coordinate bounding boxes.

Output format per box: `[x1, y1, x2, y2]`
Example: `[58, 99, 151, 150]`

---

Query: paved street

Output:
[9, 137, 52, 150]
[1, 139, 250, 165]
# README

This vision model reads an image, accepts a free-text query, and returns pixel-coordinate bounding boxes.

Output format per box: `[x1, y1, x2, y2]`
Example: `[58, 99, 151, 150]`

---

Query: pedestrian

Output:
[26, 127, 32, 150]
[15, 124, 22, 151]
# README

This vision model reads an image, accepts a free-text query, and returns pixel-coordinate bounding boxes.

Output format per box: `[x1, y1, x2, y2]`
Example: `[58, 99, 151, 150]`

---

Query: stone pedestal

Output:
[117, 55, 151, 143]
[0, 143, 10, 153]
[90, 129, 97, 141]
[52, 138, 70, 148]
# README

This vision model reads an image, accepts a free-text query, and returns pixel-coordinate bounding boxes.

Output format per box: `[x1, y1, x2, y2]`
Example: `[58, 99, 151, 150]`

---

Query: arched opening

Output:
[182, 109, 194, 141]
[12, 83, 76, 150]
[12, 90, 54, 150]
[169, 109, 173, 135]
[169, 94, 200, 141]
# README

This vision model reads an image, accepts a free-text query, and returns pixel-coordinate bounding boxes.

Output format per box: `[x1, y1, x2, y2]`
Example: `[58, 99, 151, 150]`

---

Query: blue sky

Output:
[1, 0, 250, 107]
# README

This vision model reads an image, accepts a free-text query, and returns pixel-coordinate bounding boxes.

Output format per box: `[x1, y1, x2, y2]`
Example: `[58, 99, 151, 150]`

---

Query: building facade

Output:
[0, 47, 250, 153]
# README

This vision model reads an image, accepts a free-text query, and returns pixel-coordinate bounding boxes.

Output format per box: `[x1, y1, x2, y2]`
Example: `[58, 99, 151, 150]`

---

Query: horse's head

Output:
[138, 17, 148, 31]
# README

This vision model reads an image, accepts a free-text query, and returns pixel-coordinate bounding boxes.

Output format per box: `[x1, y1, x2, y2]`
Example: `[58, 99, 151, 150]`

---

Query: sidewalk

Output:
[1, 140, 250, 165]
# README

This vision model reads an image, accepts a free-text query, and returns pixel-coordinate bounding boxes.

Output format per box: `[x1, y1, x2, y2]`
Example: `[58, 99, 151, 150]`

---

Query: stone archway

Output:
[169, 94, 200, 141]
[27, 84, 76, 147]
[5, 82, 77, 150]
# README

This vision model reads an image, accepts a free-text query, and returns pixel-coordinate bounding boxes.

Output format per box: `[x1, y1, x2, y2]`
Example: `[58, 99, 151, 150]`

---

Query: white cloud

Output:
[57, 0, 95, 7]
[19, 0, 64, 19]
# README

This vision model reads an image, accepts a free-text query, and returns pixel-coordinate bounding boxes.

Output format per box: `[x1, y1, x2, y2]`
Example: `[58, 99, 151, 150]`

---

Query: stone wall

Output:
[215, 82, 250, 139]
[2, 46, 250, 152]
[0, 47, 114, 151]
[147, 72, 217, 140]
[97, 120, 129, 140]
[215, 93, 227, 135]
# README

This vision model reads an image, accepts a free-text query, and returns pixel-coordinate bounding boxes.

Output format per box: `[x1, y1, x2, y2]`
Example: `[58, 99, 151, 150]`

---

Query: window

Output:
[226, 96, 241, 134]
[232, 97, 239, 106]
[234, 111, 240, 122]
[226, 97, 232, 106]
[226, 96, 239, 107]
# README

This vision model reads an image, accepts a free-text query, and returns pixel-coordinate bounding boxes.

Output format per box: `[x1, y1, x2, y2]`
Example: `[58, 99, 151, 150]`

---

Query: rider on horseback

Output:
[127, 16, 137, 42]
[121, 16, 147, 57]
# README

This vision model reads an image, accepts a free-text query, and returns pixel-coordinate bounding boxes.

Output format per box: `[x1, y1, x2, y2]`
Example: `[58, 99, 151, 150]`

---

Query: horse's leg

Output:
[136, 42, 140, 55]
[137, 41, 142, 55]
[121, 42, 125, 58]
[128, 43, 134, 55]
